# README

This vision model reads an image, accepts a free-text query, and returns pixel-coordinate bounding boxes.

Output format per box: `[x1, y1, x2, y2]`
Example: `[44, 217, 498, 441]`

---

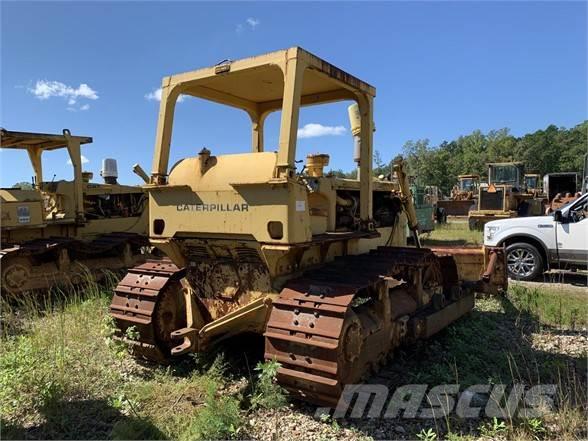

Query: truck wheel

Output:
[505, 243, 544, 281]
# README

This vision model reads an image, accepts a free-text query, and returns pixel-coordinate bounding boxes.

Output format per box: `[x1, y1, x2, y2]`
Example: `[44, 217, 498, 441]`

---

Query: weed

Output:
[180, 383, 243, 441]
[249, 359, 287, 410]
[525, 417, 546, 440]
[318, 412, 331, 423]
[206, 352, 230, 383]
[124, 325, 140, 341]
[109, 393, 141, 417]
[479, 417, 508, 438]
[446, 432, 474, 441]
[416, 427, 438, 441]
[100, 312, 128, 358]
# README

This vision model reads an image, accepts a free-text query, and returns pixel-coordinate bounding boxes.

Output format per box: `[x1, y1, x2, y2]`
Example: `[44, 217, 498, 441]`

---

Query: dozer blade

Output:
[430, 245, 508, 295]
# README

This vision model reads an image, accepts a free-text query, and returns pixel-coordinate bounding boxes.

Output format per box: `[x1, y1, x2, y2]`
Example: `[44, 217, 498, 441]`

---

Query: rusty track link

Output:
[0, 233, 148, 293]
[264, 246, 461, 407]
[109, 259, 185, 362]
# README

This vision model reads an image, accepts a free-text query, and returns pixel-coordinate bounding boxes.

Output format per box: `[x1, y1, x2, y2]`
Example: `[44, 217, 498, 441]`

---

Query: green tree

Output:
[12, 182, 34, 190]
[328, 120, 587, 194]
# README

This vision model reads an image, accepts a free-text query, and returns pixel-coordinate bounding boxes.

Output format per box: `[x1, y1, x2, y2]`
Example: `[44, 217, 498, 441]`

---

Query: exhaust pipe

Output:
[132, 163, 150, 184]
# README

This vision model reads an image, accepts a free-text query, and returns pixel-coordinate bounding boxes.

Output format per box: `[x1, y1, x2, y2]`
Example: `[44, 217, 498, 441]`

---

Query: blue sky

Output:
[1, 1, 586, 186]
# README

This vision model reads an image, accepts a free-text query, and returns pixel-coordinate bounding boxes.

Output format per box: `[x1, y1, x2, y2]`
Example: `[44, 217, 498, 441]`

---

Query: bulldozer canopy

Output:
[167, 47, 376, 112]
[0, 129, 92, 152]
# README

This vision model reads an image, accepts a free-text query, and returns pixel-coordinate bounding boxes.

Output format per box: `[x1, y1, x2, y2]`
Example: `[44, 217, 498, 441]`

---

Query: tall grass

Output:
[0, 272, 286, 440]
[508, 283, 587, 329]
[2, 268, 584, 440]
[0, 272, 126, 434]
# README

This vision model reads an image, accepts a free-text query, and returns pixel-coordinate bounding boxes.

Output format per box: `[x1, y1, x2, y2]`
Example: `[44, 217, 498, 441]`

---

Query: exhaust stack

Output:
[347, 103, 362, 165]
[132, 164, 150, 184]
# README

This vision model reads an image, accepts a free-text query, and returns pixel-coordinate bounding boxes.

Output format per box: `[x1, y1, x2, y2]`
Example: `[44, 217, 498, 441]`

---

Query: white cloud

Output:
[67, 155, 89, 165]
[246, 17, 260, 29]
[145, 88, 162, 101]
[66, 104, 90, 112]
[236, 17, 260, 33]
[30, 80, 98, 105]
[145, 87, 185, 103]
[298, 123, 346, 139]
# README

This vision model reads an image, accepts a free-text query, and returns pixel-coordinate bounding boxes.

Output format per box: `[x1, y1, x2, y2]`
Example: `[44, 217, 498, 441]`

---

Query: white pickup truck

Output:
[484, 192, 587, 280]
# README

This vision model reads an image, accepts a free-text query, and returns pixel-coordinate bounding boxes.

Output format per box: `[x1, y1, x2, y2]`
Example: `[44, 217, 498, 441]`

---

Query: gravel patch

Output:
[531, 330, 588, 358]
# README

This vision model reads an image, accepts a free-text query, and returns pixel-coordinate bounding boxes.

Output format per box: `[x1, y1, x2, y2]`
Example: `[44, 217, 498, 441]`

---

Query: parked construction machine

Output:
[543, 172, 579, 212]
[524, 173, 542, 196]
[436, 174, 479, 216]
[543, 154, 588, 212]
[109, 48, 507, 406]
[1, 129, 149, 293]
[468, 162, 543, 230]
[409, 179, 435, 233]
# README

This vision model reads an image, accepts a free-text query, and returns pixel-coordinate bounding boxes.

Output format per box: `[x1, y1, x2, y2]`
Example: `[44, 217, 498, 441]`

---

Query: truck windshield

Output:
[525, 176, 538, 189]
[490, 166, 519, 185]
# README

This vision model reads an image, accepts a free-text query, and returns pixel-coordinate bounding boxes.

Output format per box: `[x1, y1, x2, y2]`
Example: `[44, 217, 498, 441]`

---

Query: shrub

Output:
[180, 383, 242, 441]
[249, 359, 287, 410]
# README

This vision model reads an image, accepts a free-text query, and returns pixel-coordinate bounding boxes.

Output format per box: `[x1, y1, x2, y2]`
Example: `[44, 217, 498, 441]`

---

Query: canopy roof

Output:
[166, 47, 376, 112]
[0, 129, 92, 151]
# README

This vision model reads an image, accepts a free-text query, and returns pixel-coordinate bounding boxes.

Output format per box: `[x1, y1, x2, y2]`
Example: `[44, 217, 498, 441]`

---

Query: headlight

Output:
[486, 225, 500, 240]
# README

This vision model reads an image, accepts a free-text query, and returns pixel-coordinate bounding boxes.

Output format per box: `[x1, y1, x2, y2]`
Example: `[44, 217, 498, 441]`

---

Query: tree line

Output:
[334, 120, 587, 196]
[12, 121, 587, 196]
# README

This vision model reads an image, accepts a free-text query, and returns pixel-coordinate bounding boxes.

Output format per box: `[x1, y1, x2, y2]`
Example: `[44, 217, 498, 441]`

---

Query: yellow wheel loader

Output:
[436, 174, 479, 216]
[468, 162, 544, 230]
[109, 47, 507, 406]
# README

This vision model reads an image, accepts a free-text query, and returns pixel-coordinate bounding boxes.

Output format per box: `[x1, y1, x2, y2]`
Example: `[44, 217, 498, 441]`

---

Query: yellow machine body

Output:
[1, 129, 148, 293]
[468, 162, 544, 230]
[110, 47, 507, 406]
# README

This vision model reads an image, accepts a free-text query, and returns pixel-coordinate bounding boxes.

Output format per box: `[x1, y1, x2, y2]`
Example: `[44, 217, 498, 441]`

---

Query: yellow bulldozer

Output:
[1, 129, 149, 293]
[109, 47, 507, 406]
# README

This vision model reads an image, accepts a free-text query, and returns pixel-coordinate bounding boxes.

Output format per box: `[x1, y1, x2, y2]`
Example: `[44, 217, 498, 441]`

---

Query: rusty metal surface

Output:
[430, 245, 508, 294]
[0, 233, 148, 294]
[413, 293, 475, 338]
[264, 246, 474, 407]
[550, 195, 579, 212]
[109, 258, 186, 362]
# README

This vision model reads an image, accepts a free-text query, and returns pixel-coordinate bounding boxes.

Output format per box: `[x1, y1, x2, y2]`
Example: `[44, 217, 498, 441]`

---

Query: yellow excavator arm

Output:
[393, 157, 421, 247]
